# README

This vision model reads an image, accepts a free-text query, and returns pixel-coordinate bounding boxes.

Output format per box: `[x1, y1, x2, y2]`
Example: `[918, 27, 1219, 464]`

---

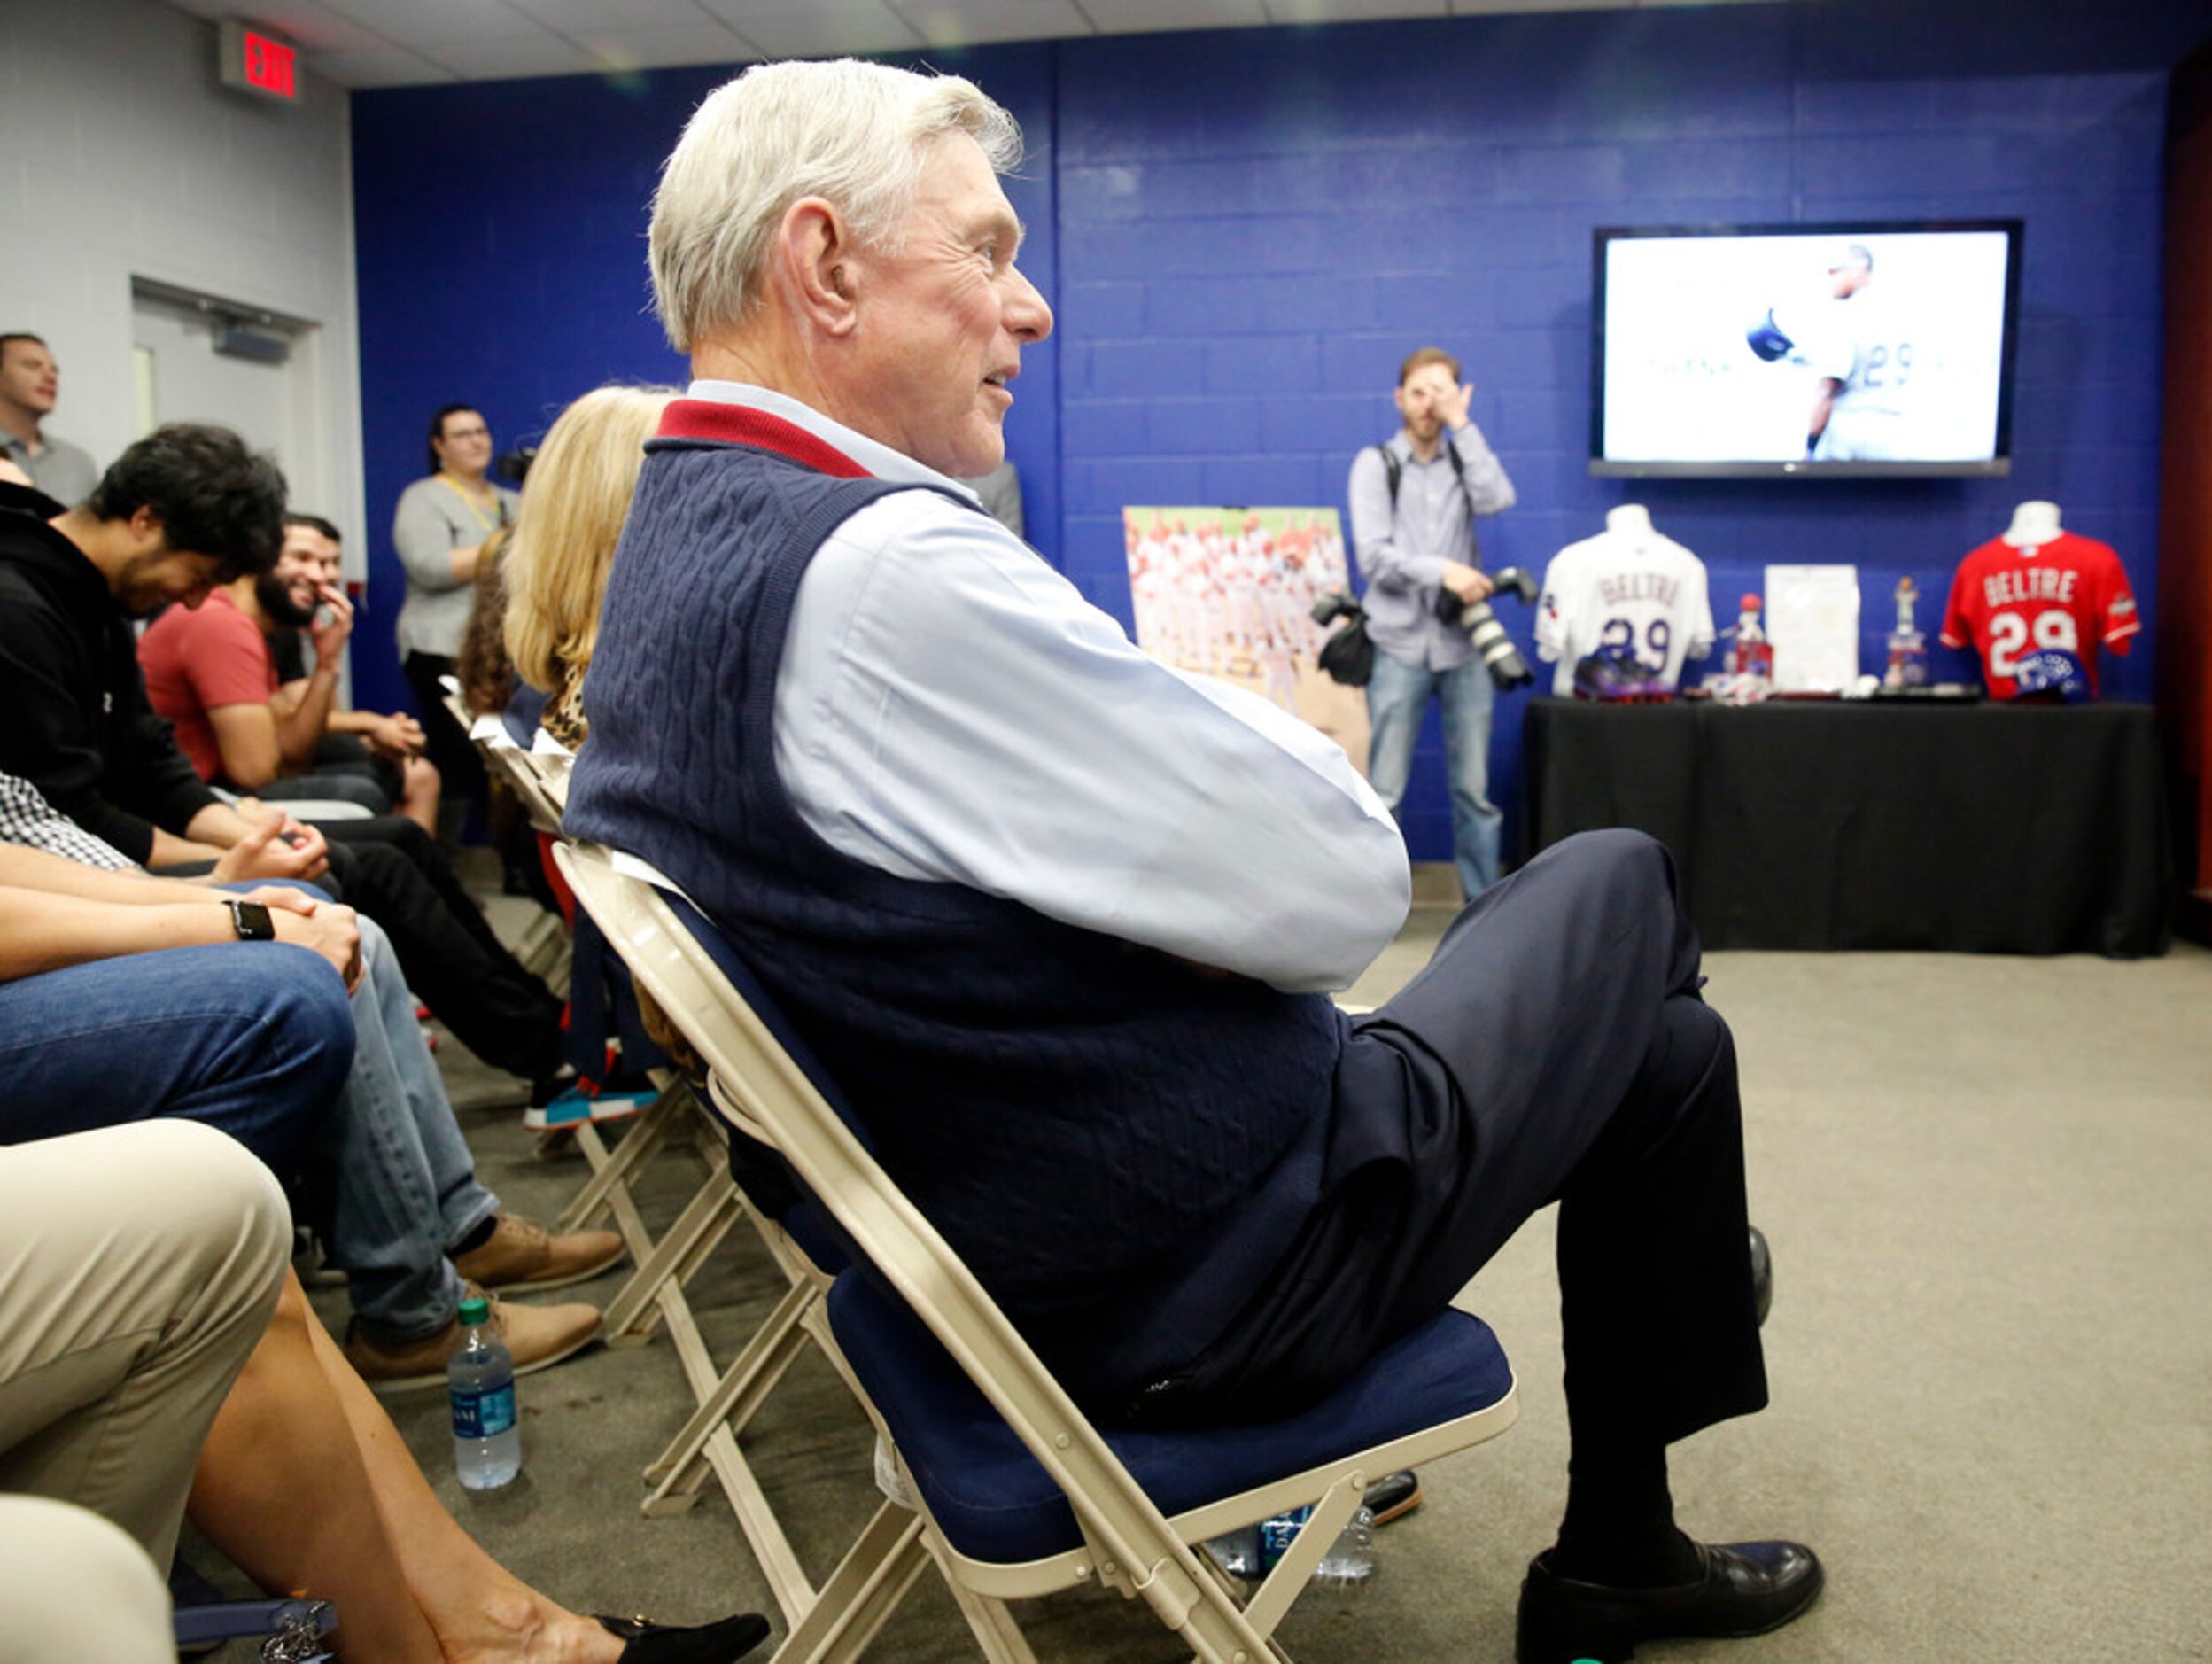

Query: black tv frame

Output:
[1588, 218, 2025, 479]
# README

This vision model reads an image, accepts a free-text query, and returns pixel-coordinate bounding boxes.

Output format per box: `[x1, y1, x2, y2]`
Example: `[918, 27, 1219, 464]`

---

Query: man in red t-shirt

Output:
[140, 519, 417, 816]
[268, 515, 440, 833]
[1939, 525, 2139, 699]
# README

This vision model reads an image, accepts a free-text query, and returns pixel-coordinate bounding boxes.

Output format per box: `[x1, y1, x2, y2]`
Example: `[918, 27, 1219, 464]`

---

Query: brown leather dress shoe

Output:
[1515, 1538, 1823, 1662]
[344, 1286, 602, 1393]
[452, 1212, 625, 1294]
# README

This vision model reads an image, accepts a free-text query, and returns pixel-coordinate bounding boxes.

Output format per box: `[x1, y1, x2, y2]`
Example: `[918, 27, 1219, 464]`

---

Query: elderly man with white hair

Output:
[567, 59, 1818, 1664]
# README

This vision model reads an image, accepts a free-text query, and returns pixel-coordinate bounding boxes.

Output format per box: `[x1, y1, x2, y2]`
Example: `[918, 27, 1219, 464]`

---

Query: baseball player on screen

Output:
[1802, 243, 1915, 462]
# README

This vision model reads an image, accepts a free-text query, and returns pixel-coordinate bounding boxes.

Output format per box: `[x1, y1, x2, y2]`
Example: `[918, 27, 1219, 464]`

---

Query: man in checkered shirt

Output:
[0, 766, 616, 1386]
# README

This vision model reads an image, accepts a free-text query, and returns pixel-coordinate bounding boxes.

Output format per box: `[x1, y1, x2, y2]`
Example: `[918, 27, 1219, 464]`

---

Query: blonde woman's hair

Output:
[648, 58, 1022, 352]
[502, 385, 678, 699]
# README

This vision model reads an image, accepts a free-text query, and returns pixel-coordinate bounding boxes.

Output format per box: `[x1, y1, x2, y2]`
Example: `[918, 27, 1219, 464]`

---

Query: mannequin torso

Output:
[1606, 503, 1655, 551]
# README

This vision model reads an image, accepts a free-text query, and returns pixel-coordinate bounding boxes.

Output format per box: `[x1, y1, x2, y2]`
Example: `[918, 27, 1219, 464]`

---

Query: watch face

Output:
[230, 899, 276, 941]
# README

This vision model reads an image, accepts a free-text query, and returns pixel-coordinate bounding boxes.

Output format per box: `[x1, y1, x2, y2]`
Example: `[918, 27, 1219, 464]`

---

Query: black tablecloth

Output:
[1522, 699, 2172, 957]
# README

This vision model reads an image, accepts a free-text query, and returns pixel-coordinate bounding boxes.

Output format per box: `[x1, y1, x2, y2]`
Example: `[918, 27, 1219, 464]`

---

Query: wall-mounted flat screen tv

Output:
[1592, 220, 2022, 478]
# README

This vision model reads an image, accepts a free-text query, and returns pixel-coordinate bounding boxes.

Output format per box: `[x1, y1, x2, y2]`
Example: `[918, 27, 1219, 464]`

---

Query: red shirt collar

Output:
[654, 400, 873, 479]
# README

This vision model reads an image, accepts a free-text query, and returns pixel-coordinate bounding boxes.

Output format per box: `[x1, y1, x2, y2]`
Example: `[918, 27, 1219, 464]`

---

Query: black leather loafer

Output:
[594, 1611, 771, 1663]
[1514, 1539, 1822, 1663]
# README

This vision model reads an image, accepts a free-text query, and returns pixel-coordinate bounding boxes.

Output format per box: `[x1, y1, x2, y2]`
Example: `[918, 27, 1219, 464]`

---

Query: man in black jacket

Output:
[0, 425, 326, 876]
[0, 427, 567, 1085]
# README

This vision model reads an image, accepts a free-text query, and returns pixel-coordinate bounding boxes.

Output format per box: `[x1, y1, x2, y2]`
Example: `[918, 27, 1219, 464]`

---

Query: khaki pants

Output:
[0, 1496, 174, 1662]
[0, 1121, 289, 1574]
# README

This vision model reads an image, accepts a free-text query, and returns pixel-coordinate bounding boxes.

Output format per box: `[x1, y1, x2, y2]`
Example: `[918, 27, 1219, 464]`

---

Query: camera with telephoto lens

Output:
[495, 446, 538, 486]
[1435, 566, 1539, 689]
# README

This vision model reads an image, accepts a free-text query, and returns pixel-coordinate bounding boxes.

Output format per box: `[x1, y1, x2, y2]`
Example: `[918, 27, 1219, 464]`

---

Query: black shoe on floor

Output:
[1514, 1539, 1822, 1663]
[1365, 1468, 1424, 1527]
[594, 1611, 770, 1662]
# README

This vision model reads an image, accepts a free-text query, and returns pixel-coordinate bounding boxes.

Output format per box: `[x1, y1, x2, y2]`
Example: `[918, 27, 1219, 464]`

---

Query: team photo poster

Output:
[1122, 505, 1370, 772]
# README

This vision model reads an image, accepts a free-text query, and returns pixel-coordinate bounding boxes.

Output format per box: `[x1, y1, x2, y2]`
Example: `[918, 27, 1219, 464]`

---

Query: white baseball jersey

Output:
[1804, 291, 1917, 461]
[1534, 529, 1716, 696]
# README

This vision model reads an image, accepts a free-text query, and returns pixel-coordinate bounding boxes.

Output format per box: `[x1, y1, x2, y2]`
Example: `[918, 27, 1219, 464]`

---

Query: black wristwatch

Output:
[227, 898, 276, 942]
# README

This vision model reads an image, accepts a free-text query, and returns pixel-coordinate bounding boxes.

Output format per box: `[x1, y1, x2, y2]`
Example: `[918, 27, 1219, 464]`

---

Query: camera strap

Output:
[1374, 441, 1481, 570]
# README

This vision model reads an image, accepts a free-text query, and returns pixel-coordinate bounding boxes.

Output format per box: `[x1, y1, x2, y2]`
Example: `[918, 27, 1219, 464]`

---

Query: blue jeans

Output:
[303, 916, 499, 1342]
[0, 912, 495, 1342]
[0, 944, 353, 1178]
[1364, 649, 1502, 899]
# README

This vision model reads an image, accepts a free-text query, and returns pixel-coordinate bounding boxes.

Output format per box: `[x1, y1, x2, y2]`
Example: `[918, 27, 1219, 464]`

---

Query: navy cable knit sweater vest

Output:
[567, 412, 1342, 1328]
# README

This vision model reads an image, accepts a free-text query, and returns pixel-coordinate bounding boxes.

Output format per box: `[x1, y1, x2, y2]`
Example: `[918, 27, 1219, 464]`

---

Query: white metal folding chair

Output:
[466, 742, 748, 1357]
[555, 839, 1521, 1662]
[467, 719, 572, 984]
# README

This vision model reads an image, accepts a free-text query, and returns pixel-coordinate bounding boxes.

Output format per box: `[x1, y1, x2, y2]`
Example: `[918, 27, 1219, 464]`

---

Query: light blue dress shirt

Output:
[689, 381, 1411, 994]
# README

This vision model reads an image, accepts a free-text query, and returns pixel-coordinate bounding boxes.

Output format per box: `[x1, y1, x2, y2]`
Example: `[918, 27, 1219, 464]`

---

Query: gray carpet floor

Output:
[263, 885, 2211, 1662]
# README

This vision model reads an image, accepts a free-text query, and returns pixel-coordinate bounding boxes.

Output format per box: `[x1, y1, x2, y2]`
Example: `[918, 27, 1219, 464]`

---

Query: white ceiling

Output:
[162, 0, 1773, 89]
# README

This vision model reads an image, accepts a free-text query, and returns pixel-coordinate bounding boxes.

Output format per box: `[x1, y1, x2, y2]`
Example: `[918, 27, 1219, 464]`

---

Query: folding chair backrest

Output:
[551, 841, 1287, 1652]
[473, 724, 568, 836]
[435, 673, 473, 737]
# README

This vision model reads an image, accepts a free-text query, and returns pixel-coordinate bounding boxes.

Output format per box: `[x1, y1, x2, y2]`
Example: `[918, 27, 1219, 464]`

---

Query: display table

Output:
[1521, 699, 2171, 956]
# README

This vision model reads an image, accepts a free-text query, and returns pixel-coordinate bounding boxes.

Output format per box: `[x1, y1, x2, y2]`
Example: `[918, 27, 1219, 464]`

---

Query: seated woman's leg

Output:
[190, 1271, 627, 1664]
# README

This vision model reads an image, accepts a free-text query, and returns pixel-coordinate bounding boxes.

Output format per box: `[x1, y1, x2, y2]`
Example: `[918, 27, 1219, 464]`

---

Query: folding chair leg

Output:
[932, 1562, 1037, 1664]
[602, 1174, 741, 1346]
[769, 1502, 929, 1664]
[555, 1100, 679, 1234]
[1222, 1473, 1366, 1645]
[644, 1279, 818, 1489]
[684, 1419, 820, 1627]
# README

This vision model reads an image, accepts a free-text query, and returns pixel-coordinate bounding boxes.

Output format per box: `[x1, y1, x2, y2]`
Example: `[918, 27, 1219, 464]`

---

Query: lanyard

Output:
[438, 472, 503, 533]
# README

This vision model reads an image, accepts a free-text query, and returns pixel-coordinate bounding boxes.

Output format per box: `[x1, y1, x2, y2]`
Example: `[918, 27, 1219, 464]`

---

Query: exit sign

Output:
[219, 19, 299, 103]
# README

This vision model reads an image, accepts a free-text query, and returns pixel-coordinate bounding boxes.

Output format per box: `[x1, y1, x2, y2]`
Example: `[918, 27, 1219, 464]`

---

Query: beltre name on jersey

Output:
[1978, 565, 2077, 609]
[1599, 571, 1683, 610]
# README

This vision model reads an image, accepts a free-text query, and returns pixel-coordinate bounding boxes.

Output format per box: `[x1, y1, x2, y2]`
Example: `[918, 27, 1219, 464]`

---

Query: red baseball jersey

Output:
[1940, 531, 2138, 698]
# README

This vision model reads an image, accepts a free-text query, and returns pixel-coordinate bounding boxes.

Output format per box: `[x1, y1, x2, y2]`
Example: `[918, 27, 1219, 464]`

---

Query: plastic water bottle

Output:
[1257, 1505, 1312, 1574]
[1313, 1505, 1376, 1588]
[1738, 594, 1774, 689]
[448, 1295, 521, 1489]
[1718, 593, 1773, 704]
[1202, 1523, 1263, 1580]
[1205, 1505, 1375, 1589]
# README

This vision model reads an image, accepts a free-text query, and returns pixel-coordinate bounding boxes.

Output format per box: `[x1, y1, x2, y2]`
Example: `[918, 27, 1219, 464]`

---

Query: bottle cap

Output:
[457, 1295, 491, 1326]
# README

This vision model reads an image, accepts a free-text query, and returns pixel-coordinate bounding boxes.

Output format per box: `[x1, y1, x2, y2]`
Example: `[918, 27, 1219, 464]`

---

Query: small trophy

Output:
[1884, 576, 1928, 689]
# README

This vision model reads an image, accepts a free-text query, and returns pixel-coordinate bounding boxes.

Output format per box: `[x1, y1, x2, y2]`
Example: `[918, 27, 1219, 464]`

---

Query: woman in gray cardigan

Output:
[392, 404, 518, 830]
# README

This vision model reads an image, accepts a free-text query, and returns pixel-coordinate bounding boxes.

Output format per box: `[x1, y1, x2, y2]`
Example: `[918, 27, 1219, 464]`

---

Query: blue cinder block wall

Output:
[352, 4, 2184, 867]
